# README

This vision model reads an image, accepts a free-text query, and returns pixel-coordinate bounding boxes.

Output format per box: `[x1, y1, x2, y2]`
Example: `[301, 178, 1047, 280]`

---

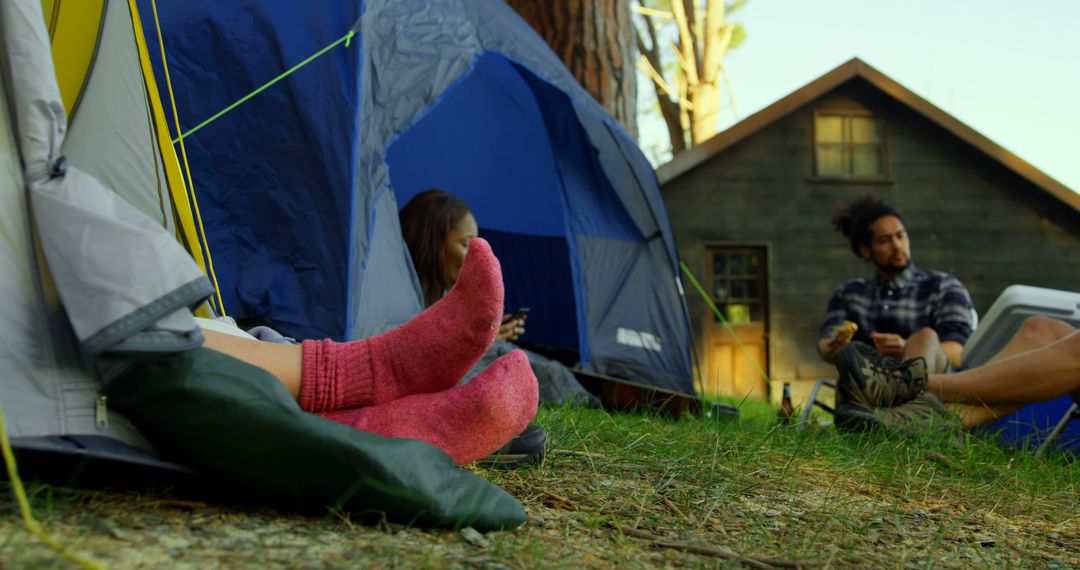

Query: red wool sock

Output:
[320, 350, 539, 466]
[298, 238, 503, 412]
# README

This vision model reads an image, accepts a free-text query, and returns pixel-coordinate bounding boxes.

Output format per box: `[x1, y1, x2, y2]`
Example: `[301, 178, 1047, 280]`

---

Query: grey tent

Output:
[0, 0, 524, 531]
[2, 0, 210, 461]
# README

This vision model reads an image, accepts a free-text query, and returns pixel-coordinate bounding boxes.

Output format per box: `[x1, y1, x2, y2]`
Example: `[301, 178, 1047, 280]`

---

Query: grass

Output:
[1, 401, 1077, 568]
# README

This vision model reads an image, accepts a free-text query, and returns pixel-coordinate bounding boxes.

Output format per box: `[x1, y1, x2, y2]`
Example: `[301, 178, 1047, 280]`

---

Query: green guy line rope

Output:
[679, 261, 771, 385]
[171, 30, 355, 144]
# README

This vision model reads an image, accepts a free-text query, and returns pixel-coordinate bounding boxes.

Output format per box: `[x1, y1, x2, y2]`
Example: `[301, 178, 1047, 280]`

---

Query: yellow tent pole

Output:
[125, 0, 224, 316]
[147, 0, 227, 316]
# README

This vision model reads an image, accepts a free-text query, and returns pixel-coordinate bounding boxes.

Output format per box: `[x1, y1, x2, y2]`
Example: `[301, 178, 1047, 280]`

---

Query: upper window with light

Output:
[813, 111, 887, 179]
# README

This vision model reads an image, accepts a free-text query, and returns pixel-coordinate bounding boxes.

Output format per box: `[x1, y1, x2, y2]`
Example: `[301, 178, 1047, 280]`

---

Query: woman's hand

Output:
[497, 314, 526, 342]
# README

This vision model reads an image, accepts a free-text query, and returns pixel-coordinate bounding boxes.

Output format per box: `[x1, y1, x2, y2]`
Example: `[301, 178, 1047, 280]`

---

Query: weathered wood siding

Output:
[662, 78, 1080, 392]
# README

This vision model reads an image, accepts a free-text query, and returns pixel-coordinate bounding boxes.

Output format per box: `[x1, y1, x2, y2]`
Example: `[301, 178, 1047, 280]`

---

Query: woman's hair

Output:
[830, 195, 905, 256]
[399, 189, 473, 306]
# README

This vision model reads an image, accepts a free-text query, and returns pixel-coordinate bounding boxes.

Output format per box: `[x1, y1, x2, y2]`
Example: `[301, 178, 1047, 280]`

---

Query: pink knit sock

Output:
[320, 350, 539, 466]
[298, 238, 503, 412]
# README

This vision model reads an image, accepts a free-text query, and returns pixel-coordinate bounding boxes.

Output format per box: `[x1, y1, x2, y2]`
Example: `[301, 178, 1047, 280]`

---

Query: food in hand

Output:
[833, 320, 858, 341]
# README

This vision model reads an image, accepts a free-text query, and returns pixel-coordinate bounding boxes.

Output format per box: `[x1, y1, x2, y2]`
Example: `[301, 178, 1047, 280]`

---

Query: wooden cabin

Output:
[658, 58, 1080, 404]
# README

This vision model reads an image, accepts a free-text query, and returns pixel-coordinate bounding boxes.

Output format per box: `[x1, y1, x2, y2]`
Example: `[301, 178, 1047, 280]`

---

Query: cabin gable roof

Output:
[657, 58, 1080, 214]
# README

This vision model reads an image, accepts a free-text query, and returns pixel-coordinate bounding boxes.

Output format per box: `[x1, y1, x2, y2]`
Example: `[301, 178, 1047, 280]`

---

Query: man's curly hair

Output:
[831, 195, 905, 256]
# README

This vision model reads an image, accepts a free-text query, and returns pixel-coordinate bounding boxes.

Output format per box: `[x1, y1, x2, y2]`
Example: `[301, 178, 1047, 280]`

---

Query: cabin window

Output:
[813, 111, 886, 178]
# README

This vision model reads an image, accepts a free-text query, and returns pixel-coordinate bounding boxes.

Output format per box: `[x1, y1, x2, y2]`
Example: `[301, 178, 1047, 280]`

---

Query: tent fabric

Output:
[107, 348, 527, 531]
[62, 0, 178, 232]
[42, 0, 106, 118]
[0, 0, 162, 449]
[143, 0, 696, 394]
[2, 0, 211, 360]
[137, 0, 364, 340]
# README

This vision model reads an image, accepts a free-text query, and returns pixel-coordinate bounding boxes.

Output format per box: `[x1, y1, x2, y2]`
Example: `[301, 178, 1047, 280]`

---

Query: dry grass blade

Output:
[151, 498, 208, 510]
[538, 492, 589, 512]
[609, 523, 823, 569]
[658, 494, 690, 523]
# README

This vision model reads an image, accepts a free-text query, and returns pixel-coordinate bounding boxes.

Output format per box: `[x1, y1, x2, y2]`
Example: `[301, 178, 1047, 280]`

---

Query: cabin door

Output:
[702, 246, 769, 400]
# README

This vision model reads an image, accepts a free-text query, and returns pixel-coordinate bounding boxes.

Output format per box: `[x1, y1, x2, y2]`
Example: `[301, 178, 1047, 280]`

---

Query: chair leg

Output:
[796, 379, 836, 432]
[1036, 403, 1079, 458]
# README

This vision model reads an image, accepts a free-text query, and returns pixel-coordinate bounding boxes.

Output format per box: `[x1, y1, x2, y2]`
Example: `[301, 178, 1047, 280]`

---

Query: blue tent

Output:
[143, 0, 695, 393]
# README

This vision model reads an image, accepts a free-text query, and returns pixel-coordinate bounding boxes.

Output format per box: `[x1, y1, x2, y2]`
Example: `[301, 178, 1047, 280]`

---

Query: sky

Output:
[637, 0, 1080, 195]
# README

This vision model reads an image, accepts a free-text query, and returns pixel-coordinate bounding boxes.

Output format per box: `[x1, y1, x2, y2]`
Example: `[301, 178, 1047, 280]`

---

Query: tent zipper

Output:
[95, 394, 109, 431]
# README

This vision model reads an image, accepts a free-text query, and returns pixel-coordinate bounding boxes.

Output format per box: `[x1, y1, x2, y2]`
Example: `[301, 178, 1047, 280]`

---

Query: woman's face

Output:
[443, 212, 478, 284]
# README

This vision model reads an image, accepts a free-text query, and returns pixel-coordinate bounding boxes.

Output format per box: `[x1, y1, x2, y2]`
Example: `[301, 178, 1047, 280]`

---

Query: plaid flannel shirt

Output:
[819, 264, 975, 346]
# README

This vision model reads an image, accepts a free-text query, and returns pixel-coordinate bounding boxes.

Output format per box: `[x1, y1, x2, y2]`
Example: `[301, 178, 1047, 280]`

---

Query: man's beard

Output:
[875, 257, 909, 275]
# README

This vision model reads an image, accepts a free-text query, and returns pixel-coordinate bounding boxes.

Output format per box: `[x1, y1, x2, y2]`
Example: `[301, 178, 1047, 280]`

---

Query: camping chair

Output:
[798, 285, 1080, 455]
[1038, 402, 1080, 458]
[796, 379, 837, 430]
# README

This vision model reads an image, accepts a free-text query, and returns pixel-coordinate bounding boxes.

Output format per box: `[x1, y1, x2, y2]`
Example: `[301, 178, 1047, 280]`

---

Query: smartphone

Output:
[510, 307, 530, 321]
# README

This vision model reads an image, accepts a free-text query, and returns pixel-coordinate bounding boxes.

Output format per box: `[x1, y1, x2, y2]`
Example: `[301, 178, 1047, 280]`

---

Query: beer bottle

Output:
[778, 383, 794, 424]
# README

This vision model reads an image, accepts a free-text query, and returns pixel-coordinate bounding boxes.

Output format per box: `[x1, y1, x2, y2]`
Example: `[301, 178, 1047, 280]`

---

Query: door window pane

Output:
[713, 254, 726, 276]
[729, 255, 746, 276]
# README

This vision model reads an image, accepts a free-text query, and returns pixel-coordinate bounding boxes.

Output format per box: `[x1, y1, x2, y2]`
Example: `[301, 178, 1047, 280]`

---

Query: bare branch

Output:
[668, 39, 699, 89]
[669, 0, 699, 85]
[641, 1, 662, 60]
[636, 55, 674, 100]
[630, 5, 673, 20]
[681, 0, 703, 79]
[635, 0, 689, 153]
[700, 0, 729, 85]
[637, 56, 695, 111]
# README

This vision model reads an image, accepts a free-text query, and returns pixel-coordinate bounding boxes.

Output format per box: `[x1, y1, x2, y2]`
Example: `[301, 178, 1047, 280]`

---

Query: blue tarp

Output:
[142, 0, 695, 393]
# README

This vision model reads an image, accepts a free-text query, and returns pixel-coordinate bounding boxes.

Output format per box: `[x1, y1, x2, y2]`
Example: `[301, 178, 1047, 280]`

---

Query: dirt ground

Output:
[2, 443, 1077, 569]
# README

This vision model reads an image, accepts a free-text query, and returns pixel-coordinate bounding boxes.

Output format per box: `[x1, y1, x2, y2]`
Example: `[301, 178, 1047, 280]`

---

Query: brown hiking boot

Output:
[834, 341, 929, 409]
[835, 392, 962, 444]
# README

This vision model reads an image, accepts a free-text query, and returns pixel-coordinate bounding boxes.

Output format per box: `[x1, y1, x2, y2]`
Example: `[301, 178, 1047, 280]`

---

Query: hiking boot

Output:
[834, 341, 929, 409]
[835, 392, 962, 444]
[480, 423, 547, 469]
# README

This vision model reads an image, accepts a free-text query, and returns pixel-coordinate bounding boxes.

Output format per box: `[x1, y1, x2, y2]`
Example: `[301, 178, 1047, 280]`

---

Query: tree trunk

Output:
[688, 0, 732, 144]
[506, 0, 638, 138]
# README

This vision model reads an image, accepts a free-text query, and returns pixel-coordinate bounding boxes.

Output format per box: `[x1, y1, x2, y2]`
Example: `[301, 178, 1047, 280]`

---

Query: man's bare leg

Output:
[927, 318, 1079, 429]
[902, 327, 951, 373]
[202, 329, 303, 398]
[982, 317, 1075, 366]
[952, 317, 1073, 427]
